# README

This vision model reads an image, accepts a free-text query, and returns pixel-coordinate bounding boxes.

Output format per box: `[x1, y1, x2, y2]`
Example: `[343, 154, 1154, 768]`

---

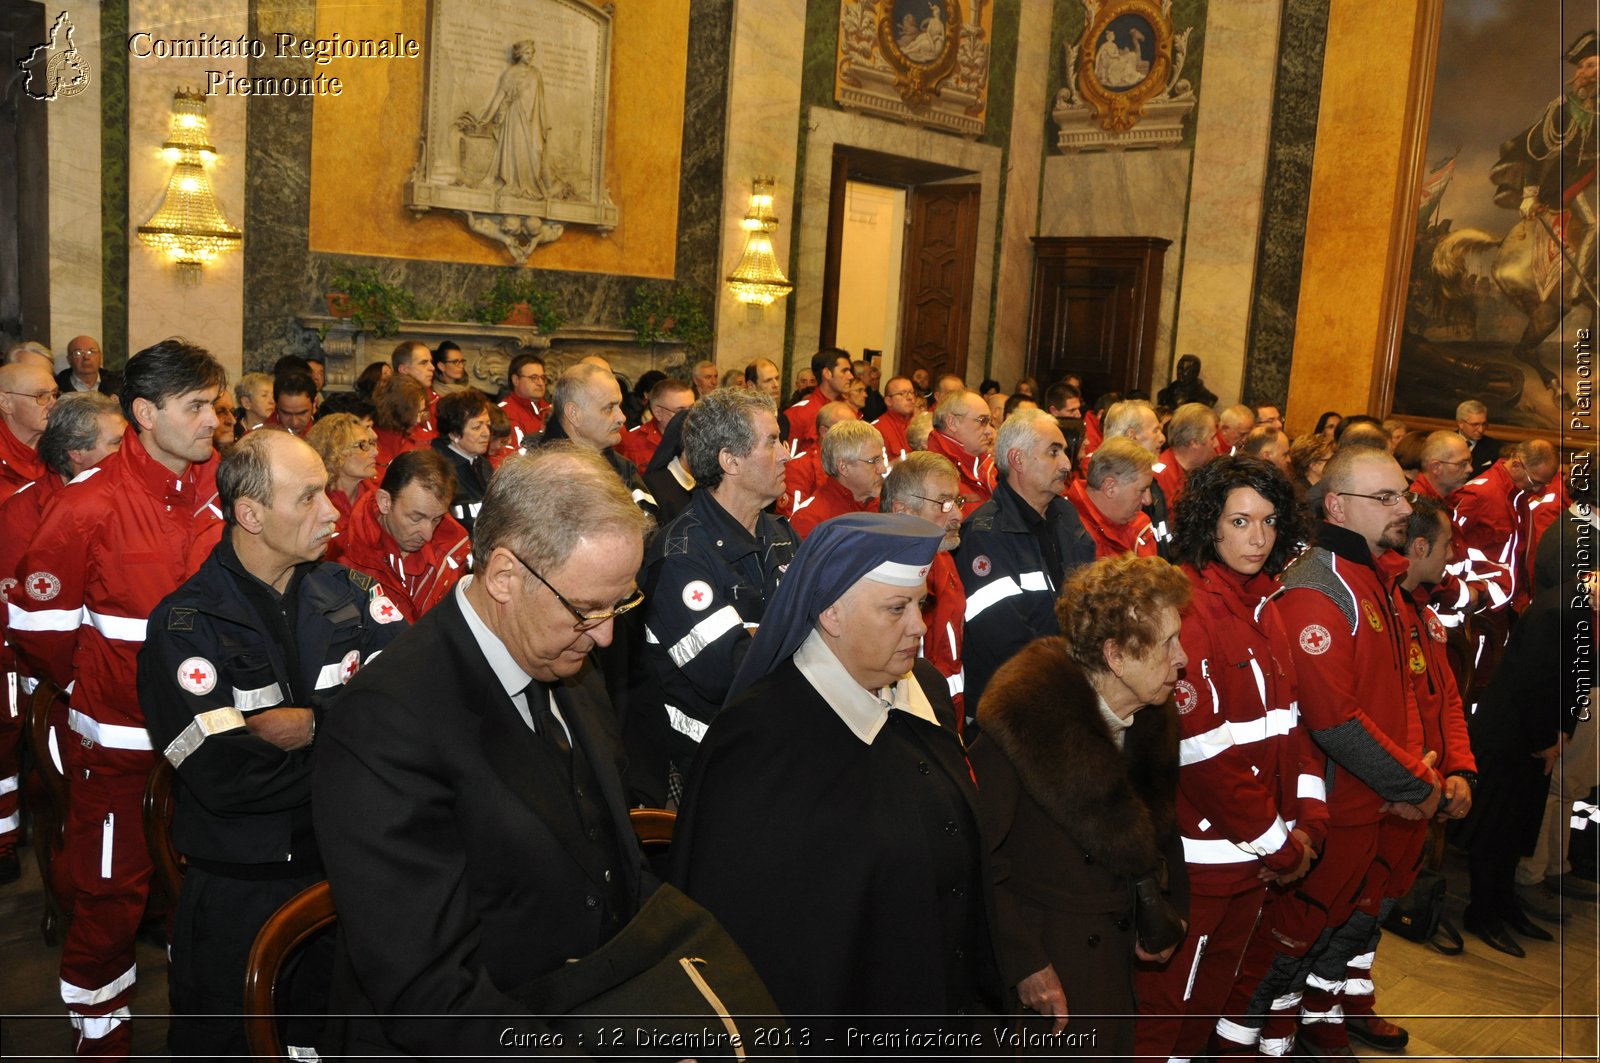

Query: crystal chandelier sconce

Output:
[726, 177, 793, 310]
[136, 89, 241, 282]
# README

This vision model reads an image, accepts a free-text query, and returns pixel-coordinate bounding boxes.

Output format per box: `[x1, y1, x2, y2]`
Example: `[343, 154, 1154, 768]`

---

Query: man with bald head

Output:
[1216, 403, 1255, 455]
[542, 362, 655, 512]
[1218, 446, 1442, 1058]
[872, 375, 917, 462]
[0, 360, 57, 495]
[927, 390, 997, 516]
[1453, 438, 1559, 613]
[58, 335, 118, 396]
[784, 399, 858, 512]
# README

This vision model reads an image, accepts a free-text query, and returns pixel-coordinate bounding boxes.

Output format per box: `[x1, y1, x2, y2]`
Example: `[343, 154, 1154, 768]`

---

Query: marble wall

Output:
[46, 4, 103, 364]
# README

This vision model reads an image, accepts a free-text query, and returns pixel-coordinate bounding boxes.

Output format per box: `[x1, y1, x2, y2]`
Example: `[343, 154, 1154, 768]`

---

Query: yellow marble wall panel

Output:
[308, 0, 688, 278]
[714, 0, 807, 370]
[1170, 0, 1281, 409]
[1287, 0, 1426, 427]
[127, 0, 248, 381]
[47, 4, 103, 365]
[988, 0, 1051, 388]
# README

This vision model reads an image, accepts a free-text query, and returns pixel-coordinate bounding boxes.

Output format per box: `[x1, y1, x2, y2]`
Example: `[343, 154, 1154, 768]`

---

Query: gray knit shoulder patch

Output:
[1281, 548, 1358, 632]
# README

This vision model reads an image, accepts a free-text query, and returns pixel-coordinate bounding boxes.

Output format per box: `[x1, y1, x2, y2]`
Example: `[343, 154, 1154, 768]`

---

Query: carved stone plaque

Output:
[405, 0, 620, 262]
[835, 0, 991, 138]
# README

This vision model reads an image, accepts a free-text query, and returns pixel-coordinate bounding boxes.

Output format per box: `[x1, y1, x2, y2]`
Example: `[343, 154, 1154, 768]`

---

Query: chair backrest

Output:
[24, 681, 69, 841]
[628, 807, 676, 850]
[24, 681, 72, 944]
[243, 880, 336, 1063]
[142, 758, 184, 909]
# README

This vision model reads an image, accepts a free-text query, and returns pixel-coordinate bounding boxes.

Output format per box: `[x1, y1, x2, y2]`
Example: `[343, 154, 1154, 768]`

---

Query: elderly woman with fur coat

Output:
[970, 554, 1191, 1056]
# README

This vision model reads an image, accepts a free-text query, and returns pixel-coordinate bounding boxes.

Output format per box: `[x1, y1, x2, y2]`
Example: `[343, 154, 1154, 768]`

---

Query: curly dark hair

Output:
[1169, 455, 1311, 577]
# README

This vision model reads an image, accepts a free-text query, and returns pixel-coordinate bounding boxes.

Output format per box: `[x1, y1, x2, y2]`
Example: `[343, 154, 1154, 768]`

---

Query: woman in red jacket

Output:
[372, 374, 432, 482]
[1135, 455, 1326, 1062]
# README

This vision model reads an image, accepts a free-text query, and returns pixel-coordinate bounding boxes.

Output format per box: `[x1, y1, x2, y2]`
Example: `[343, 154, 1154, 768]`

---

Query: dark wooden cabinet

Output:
[1026, 236, 1170, 404]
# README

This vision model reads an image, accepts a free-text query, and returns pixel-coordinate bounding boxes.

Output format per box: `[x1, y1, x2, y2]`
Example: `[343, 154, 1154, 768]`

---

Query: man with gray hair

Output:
[0, 358, 57, 496]
[1217, 403, 1255, 454]
[629, 388, 798, 805]
[883, 450, 969, 718]
[783, 398, 858, 513]
[4, 340, 54, 372]
[1154, 401, 1218, 512]
[1101, 397, 1172, 553]
[541, 362, 655, 512]
[1455, 398, 1502, 473]
[0, 393, 125, 883]
[139, 430, 403, 1057]
[1067, 436, 1159, 558]
[955, 408, 1094, 716]
[790, 419, 884, 539]
[315, 444, 657, 1056]
[926, 389, 997, 516]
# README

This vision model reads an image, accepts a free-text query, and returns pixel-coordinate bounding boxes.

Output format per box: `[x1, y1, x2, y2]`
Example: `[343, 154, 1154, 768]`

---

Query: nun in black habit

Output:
[672, 512, 1002, 1051]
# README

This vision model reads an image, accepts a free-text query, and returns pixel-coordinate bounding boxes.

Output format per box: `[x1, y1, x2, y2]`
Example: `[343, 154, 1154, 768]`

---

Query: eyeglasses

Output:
[844, 453, 886, 470]
[517, 372, 546, 383]
[957, 412, 994, 428]
[440, 359, 466, 367]
[508, 549, 645, 631]
[652, 403, 693, 419]
[4, 389, 60, 406]
[348, 438, 377, 452]
[1335, 490, 1418, 507]
[1436, 458, 1472, 469]
[885, 389, 915, 399]
[910, 493, 968, 513]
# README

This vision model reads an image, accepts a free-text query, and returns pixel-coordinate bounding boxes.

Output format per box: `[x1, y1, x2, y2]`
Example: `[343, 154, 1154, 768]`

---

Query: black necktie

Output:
[526, 682, 572, 756]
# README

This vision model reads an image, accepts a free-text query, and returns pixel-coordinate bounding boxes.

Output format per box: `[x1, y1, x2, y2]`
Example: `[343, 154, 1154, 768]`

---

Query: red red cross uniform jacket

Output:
[328, 490, 470, 625]
[789, 475, 879, 540]
[1525, 480, 1569, 584]
[0, 415, 45, 499]
[1276, 525, 1436, 828]
[7, 426, 220, 1054]
[1152, 448, 1189, 513]
[1406, 474, 1508, 622]
[1451, 459, 1535, 611]
[926, 429, 996, 517]
[373, 424, 431, 483]
[615, 418, 663, 471]
[920, 551, 967, 724]
[1066, 478, 1158, 559]
[784, 390, 828, 457]
[873, 409, 912, 463]
[1398, 587, 1477, 780]
[1172, 562, 1328, 894]
[497, 393, 548, 452]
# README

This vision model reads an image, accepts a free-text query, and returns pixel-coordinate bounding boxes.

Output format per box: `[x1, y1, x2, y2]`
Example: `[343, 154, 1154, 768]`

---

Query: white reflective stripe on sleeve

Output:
[947, 671, 964, 696]
[791, 493, 816, 514]
[667, 606, 742, 669]
[1248, 655, 1267, 710]
[1344, 977, 1374, 996]
[1271, 991, 1303, 1012]
[1238, 816, 1291, 857]
[964, 577, 1022, 621]
[1347, 950, 1376, 970]
[84, 609, 148, 643]
[100, 813, 114, 879]
[231, 682, 284, 711]
[0, 811, 16, 832]
[164, 707, 249, 769]
[1182, 835, 1260, 864]
[664, 704, 708, 744]
[0, 773, 16, 796]
[68, 709, 153, 750]
[1298, 773, 1327, 802]
[1178, 708, 1297, 766]
[1179, 720, 1236, 767]
[643, 626, 660, 644]
[47, 723, 62, 773]
[1304, 972, 1344, 992]
[1181, 933, 1208, 1003]
[1300, 1004, 1343, 1024]
[1259, 1034, 1296, 1056]
[70, 1009, 131, 1040]
[314, 662, 344, 690]
[63, 969, 133, 1004]
[7, 601, 83, 632]
[945, 622, 957, 660]
[631, 489, 656, 507]
[1017, 570, 1050, 592]
[1214, 1018, 1260, 1047]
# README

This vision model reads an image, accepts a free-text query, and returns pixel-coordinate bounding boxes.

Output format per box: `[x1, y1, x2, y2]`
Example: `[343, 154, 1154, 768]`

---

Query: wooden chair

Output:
[242, 880, 336, 1063]
[23, 681, 71, 944]
[143, 758, 185, 910]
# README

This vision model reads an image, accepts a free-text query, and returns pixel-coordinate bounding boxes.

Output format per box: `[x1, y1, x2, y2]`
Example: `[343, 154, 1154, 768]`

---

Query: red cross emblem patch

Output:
[176, 656, 217, 695]
[25, 571, 60, 601]
[681, 580, 713, 612]
[1425, 610, 1447, 644]
[340, 649, 361, 683]
[1172, 679, 1198, 715]
[971, 555, 992, 578]
[1298, 624, 1332, 655]
[370, 595, 401, 624]
[0, 577, 14, 602]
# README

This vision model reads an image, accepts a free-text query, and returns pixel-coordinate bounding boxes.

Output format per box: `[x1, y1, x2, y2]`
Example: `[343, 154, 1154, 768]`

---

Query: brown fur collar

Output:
[977, 637, 1179, 876]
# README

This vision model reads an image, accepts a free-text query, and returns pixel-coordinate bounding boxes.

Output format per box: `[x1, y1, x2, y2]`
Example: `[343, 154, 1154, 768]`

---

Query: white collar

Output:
[455, 576, 532, 701]
[793, 629, 938, 744]
[668, 455, 695, 491]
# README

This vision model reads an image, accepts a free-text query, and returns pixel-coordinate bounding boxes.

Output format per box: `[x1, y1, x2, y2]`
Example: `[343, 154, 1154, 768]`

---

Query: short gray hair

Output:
[1102, 399, 1157, 440]
[681, 387, 775, 490]
[820, 420, 882, 476]
[218, 430, 286, 527]
[1455, 399, 1486, 419]
[1219, 404, 1255, 432]
[235, 371, 272, 404]
[994, 408, 1056, 476]
[1085, 435, 1155, 490]
[553, 362, 616, 423]
[5, 340, 52, 366]
[1167, 403, 1218, 450]
[472, 443, 653, 573]
[38, 392, 121, 479]
[932, 390, 979, 434]
[907, 411, 933, 451]
[881, 451, 958, 512]
[1420, 430, 1465, 466]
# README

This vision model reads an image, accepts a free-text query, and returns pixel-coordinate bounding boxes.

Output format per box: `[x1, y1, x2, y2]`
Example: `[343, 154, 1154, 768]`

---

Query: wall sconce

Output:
[136, 89, 241, 281]
[726, 177, 792, 314]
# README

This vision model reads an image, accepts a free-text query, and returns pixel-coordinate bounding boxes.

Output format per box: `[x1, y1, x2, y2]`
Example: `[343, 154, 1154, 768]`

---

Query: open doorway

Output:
[819, 146, 980, 384]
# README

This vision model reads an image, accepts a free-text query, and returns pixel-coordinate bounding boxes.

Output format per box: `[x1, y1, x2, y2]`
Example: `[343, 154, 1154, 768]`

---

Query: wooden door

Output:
[898, 184, 979, 383]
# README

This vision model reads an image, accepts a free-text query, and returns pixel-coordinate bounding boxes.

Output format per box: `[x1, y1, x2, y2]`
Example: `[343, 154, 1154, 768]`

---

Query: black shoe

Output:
[0, 851, 18, 885]
[1465, 917, 1526, 957]
[1503, 909, 1555, 941]
[1346, 1016, 1411, 1052]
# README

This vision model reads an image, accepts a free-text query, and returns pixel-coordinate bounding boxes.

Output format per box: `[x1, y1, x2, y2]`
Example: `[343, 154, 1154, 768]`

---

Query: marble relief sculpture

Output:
[405, 0, 619, 263]
[1053, 0, 1195, 152]
[835, 0, 992, 137]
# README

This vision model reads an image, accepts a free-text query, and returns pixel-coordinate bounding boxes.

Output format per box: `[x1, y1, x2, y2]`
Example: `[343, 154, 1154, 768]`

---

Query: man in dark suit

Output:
[313, 443, 657, 1056]
[1457, 399, 1503, 473]
[55, 334, 120, 396]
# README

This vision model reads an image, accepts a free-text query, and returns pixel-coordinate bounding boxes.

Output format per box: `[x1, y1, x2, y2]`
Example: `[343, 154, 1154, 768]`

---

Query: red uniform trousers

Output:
[1135, 882, 1269, 1062]
[59, 740, 157, 1058]
[1, 669, 19, 856]
[1215, 821, 1380, 1057]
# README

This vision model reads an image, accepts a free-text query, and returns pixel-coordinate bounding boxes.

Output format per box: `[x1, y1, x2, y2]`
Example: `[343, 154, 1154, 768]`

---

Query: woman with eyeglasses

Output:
[1133, 455, 1324, 1062]
[308, 413, 380, 527]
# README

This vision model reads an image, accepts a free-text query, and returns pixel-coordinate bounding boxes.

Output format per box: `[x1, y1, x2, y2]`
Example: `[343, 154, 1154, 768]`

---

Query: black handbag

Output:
[1382, 869, 1464, 954]
[516, 883, 795, 1060]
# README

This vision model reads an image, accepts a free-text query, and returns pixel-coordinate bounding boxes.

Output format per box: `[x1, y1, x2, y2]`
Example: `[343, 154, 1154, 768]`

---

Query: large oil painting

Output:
[1395, 0, 1598, 435]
